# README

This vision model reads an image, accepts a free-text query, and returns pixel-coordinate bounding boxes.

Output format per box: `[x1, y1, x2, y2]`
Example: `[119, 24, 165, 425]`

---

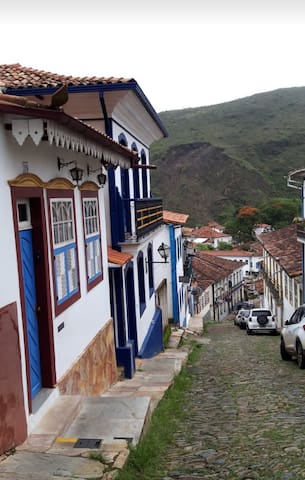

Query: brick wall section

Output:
[57, 320, 118, 396]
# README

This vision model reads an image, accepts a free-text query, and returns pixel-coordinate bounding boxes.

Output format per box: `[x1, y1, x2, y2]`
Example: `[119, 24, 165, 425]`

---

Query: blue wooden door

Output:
[19, 229, 42, 398]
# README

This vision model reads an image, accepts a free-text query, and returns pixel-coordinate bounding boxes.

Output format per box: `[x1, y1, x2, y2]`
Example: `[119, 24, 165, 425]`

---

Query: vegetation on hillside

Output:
[224, 197, 300, 242]
[151, 87, 305, 225]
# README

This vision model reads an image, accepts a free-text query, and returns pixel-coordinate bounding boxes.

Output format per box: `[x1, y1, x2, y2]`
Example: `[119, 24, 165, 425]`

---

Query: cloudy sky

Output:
[1, 1, 305, 112]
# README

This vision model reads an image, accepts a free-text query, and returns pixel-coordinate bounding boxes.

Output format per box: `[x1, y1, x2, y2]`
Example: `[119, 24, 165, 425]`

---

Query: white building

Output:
[258, 224, 302, 329]
[0, 64, 181, 454]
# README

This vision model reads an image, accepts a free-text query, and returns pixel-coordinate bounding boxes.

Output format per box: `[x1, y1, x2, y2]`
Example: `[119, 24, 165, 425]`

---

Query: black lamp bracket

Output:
[57, 157, 75, 170]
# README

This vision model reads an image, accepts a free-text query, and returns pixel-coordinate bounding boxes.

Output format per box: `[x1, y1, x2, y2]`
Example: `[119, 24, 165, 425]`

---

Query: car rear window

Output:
[252, 310, 271, 317]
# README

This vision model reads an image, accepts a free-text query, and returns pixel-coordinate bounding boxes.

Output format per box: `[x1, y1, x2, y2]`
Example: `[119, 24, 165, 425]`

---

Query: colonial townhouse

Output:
[0, 91, 138, 454]
[163, 210, 191, 327]
[192, 252, 244, 321]
[0, 63, 172, 382]
[258, 224, 302, 329]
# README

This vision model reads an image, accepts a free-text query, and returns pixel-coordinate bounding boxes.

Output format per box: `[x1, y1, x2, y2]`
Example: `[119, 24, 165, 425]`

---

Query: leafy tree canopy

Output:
[258, 197, 300, 228]
[217, 241, 233, 250]
[223, 197, 301, 243]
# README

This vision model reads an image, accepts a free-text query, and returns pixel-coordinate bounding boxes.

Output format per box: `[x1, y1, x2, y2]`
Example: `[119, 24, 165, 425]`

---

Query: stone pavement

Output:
[0, 315, 203, 479]
[161, 319, 305, 480]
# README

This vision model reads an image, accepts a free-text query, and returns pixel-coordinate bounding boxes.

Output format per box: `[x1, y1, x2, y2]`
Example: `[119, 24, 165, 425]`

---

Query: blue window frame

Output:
[54, 242, 79, 304]
[118, 132, 128, 147]
[147, 243, 154, 297]
[131, 142, 140, 198]
[137, 251, 146, 316]
[49, 195, 80, 311]
[141, 149, 148, 198]
[82, 195, 103, 290]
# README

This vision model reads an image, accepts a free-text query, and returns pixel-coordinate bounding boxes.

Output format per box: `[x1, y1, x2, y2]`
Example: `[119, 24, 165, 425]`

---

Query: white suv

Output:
[246, 308, 277, 335]
[280, 305, 305, 369]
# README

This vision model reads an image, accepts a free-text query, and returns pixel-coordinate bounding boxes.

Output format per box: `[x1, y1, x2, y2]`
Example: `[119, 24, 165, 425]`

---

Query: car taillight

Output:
[303, 325, 305, 331]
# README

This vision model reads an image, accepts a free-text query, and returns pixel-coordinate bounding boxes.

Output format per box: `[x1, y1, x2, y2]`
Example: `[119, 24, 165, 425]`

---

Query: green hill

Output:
[150, 87, 305, 226]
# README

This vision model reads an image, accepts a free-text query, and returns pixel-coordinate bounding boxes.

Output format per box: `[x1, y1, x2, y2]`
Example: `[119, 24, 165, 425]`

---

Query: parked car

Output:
[233, 301, 254, 314]
[235, 308, 250, 329]
[246, 308, 277, 335]
[239, 309, 250, 330]
[280, 305, 305, 369]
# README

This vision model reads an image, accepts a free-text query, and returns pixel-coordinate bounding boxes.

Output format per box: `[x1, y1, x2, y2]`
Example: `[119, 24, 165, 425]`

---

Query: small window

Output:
[48, 191, 80, 313]
[82, 196, 103, 289]
[51, 198, 78, 305]
[17, 199, 31, 230]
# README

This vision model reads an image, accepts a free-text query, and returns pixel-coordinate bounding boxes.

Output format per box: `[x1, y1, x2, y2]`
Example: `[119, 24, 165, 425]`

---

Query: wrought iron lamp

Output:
[87, 164, 107, 187]
[157, 243, 170, 262]
[146, 243, 170, 269]
[97, 172, 107, 186]
[57, 157, 84, 184]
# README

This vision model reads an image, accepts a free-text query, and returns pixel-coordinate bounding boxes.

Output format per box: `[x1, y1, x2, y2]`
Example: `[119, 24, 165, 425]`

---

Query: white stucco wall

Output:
[120, 225, 171, 350]
[0, 118, 112, 383]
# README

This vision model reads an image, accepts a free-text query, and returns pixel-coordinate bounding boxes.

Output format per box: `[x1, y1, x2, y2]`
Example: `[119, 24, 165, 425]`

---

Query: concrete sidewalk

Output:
[0, 317, 203, 479]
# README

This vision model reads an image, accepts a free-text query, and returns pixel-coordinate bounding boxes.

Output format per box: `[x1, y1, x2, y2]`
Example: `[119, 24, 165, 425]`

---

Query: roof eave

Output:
[0, 102, 137, 161]
[7, 82, 169, 138]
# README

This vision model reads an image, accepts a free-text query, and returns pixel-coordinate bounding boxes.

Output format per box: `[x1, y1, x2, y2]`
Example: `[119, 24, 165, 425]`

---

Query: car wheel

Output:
[296, 341, 305, 369]
[280, 338, 291, 361]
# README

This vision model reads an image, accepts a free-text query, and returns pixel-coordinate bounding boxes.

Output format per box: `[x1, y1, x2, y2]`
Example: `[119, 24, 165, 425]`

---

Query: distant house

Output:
[254, 223, 272, 237]
[203, 243, 263, 277]
[258, 224, 302, 328]
[192, 252, 244, 321]
[208, 221, 225, 233]
[192, 225, 232, 249]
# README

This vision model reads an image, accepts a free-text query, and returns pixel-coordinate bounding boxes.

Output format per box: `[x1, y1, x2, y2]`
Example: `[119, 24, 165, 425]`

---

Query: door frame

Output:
[11, 184, 56, 412]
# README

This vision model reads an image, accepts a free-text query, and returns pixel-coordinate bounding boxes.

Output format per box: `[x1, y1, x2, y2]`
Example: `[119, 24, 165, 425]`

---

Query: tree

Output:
[233, 205, 259, 242]
[258, 197, 300, 228]
[217, 241, 233, 250]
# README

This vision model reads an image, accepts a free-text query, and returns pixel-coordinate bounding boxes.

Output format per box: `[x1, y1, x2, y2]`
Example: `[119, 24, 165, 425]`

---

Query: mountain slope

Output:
[150, 87, 305, 225]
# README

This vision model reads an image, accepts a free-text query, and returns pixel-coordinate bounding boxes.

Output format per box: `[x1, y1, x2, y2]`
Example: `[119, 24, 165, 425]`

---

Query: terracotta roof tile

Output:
[192, 226, 231, 239]
[192, 252, 244, 289]
[202, 249, 258, 258]
[163, 210, 189, 225]
[0, 63, 134, 90]
[208, 221, 224, 230]
[258, 224, 302, 277]
[108, 247, 133, 266]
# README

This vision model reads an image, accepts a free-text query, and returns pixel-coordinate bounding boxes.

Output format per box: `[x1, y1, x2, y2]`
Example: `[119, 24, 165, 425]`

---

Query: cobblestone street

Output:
[163, 319, 305, 480]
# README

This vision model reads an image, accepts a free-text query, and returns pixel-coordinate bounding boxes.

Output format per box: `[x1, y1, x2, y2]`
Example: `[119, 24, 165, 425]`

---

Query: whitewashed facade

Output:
[0, 98, 135, 452]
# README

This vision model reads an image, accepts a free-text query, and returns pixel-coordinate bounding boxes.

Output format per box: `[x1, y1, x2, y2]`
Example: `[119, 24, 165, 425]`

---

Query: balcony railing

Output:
[135, 198, 163, 240]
